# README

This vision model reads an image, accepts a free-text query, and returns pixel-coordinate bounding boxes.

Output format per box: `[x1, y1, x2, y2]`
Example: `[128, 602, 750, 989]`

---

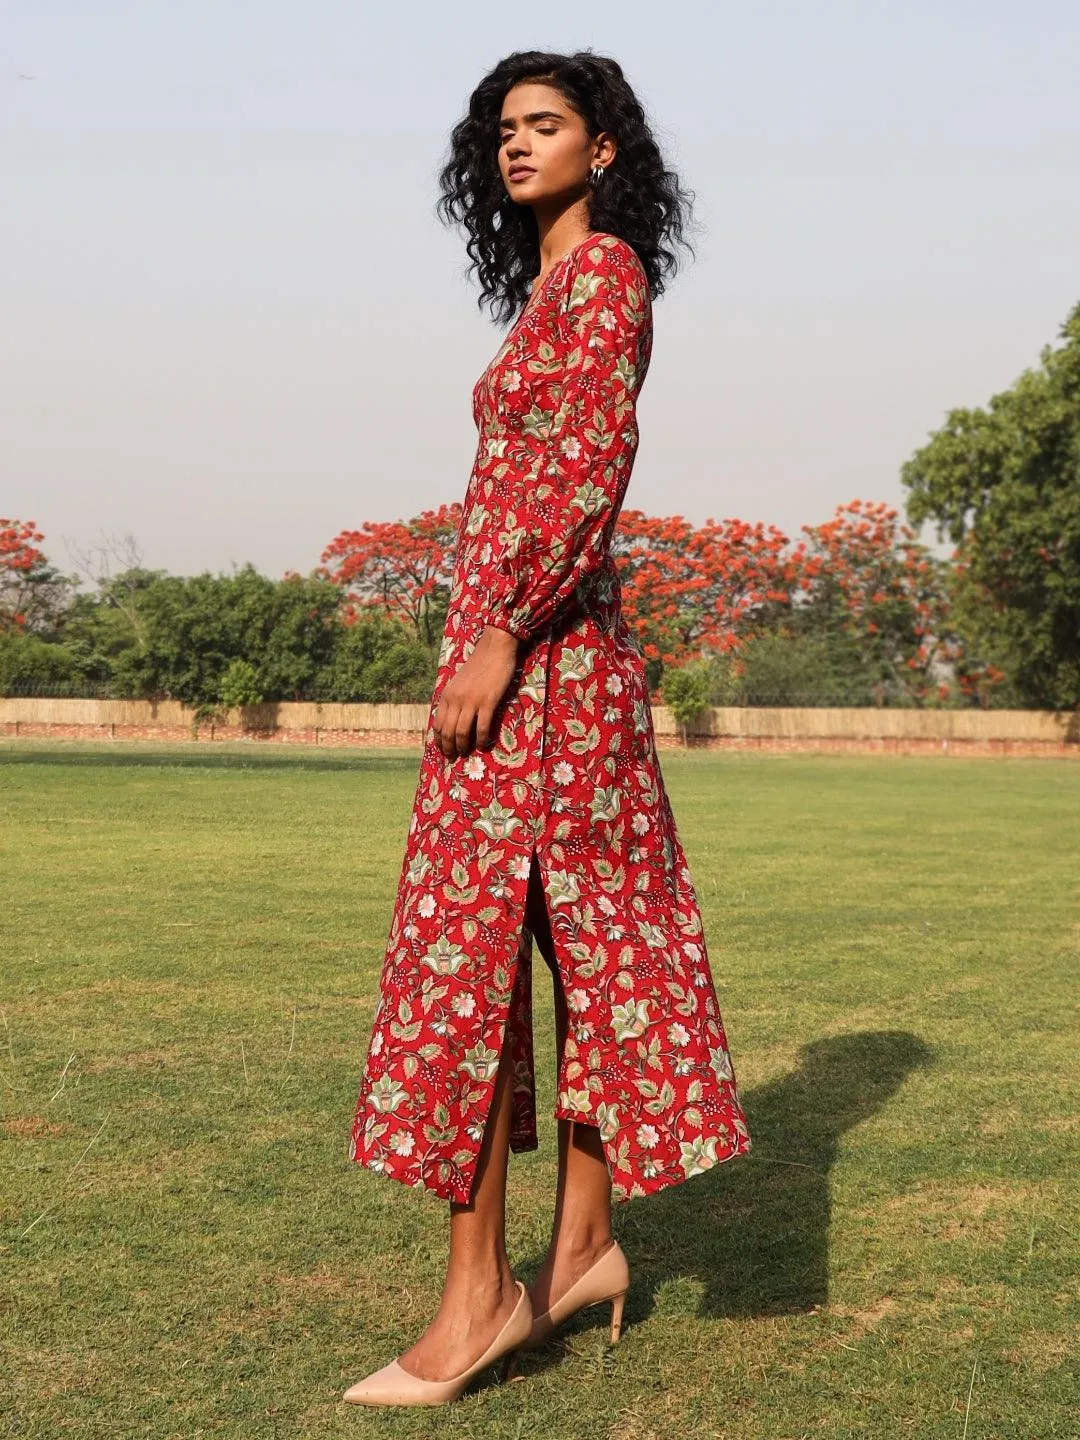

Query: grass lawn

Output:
[1, 741, 1077, 1440]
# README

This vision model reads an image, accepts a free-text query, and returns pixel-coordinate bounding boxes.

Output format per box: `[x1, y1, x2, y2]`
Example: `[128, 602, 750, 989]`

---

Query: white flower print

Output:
[545, 870, 581, 907]
[710, 1046, 734, 1083]
[611, 998, 651, 1044]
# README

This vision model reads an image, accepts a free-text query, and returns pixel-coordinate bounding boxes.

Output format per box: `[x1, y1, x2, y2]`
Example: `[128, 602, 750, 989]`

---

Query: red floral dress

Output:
[349, 232, 751, 1203]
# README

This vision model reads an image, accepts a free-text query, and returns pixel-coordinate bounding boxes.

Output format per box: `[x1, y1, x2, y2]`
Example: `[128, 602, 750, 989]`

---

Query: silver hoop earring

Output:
[589, 164, 605, 187]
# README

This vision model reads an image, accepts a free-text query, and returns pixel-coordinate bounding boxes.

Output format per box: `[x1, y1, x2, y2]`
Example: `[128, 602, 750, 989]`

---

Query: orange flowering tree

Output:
[611, 510, 803, 669]
[791, 500, 960, 704]
[617, 501, 964, 706]
[316, 499, 968, 704]
[319, 503, 462, 645]
[0, 518, 73, 635]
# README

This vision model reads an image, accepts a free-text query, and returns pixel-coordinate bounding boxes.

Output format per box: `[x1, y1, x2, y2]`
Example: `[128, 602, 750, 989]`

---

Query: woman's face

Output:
[497, 81, 612, 208]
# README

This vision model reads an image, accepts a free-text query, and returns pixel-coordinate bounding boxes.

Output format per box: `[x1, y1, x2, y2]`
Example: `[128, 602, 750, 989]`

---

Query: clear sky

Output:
[3, 1, 1078, 583]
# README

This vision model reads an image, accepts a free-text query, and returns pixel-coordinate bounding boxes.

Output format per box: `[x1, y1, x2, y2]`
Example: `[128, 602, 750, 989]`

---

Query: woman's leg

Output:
[525, 856, 616, 1314]
[396, 1006, 521, 1380]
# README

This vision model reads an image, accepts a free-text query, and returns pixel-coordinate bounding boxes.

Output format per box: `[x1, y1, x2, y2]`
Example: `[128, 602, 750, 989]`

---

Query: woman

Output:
[344, 50, 751, 1407]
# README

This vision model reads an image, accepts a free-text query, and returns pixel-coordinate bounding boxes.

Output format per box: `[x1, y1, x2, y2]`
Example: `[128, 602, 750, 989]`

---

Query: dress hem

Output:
[348, 1125, 752, 1207]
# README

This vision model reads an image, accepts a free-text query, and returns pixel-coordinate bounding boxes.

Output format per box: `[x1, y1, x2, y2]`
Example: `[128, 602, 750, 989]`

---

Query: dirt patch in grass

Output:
[83, 1046, 179, 1074]
[828, 1295, 899, 1333]
[2, 1115, 69, 1139]
[865, 1181, 1045, 1243]
[5, 1347, 99, 1402]
[1039, 1113, 1080, 1132]
[271, 1272, 356, 1299]
[978, 1105, 1023, 1136]
[1001, 1333, 1073, 1375]
[608, 1418, 663, 1440]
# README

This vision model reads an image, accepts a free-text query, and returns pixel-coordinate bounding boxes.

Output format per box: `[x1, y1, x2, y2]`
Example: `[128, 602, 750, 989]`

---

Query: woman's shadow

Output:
[521, 1029, 931, 1358]
[622, 1028, 932, 1321]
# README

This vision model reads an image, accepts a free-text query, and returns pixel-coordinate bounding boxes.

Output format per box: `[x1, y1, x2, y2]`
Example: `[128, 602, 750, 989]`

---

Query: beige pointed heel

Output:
[524, 1240, 631, 1351]
[609, 1288, 628, 1344]
[342, 1280, 532, 1407]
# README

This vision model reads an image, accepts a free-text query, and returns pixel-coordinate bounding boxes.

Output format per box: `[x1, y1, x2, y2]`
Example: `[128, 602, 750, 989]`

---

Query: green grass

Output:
[1, 741, 1077, 1439]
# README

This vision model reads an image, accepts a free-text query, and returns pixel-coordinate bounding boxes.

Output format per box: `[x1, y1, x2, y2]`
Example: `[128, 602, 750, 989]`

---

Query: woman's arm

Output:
[481, 240, 652, 643]
[432, 240, 650, 761]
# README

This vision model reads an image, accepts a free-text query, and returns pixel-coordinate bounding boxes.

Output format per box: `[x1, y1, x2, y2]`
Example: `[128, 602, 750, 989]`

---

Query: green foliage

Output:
[661, 660, 713, 742]
[713, 630, 878, 708]
[0, 564, 440, 706]
[903, 300, 1080, 708]
[218, 658, 264, 709]
[677, 630, 905, 710]
[105, 565, 343, 706]
[0, 629, 81, 695]
[314, 610, 437, 702]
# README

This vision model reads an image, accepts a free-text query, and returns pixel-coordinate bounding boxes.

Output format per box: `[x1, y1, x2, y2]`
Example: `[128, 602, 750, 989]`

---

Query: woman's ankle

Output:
[547, 1220, 614, 1261]
[443, 1253, 517, 1303]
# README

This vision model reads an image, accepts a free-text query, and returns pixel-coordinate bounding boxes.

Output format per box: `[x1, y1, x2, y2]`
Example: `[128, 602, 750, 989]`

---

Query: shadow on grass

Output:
[0, 745, 420, 774]
[523, 1029, 932, 1365]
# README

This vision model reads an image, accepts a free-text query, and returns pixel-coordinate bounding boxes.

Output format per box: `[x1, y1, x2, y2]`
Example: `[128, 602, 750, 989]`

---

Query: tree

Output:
[902, 301, 1080, 709]
[320, 503, 461, 646]
[0, 518, 76, 636]
[660, 659, 713, 744]
[314, 609, 436, 703]
[792, 500, 959, 706]
[109, 565, 340, 705]
[611, 510, 800, 679]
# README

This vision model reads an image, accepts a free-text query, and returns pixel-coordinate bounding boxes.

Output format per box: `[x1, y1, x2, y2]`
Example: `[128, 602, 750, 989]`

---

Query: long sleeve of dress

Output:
[480, 243, 652, 643]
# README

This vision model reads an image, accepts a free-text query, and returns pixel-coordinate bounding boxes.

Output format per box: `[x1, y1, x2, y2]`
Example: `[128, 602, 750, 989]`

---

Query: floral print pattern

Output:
[349, 233, 750, 1203]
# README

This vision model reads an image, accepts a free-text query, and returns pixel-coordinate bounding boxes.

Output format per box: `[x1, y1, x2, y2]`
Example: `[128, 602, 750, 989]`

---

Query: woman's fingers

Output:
[453, 706, 476, 758]
[435, 673, 508, 759]
[435, 693, 476, 759]
[474, 704, 496, 751]
[434, 694, 456, 759]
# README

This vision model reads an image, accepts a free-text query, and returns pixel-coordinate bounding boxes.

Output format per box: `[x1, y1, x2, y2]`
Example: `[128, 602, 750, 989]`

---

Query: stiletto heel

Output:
[525, 1241, 631, 1350]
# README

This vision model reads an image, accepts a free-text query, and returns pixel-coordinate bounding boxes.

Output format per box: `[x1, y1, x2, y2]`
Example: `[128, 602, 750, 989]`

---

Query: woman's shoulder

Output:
[564, 233, 650, 311]
[577, 232, 646, 278]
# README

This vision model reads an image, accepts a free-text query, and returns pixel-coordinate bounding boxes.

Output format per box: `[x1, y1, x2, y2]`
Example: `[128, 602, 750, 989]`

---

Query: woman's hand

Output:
[432, 625, 522, 760]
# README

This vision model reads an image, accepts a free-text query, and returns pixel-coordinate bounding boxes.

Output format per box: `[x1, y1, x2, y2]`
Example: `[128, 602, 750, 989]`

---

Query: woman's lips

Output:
[508, 167, 536, 181]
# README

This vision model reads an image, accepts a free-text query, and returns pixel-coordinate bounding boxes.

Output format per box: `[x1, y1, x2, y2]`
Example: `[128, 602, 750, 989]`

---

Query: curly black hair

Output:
[435, 50, 696, 325]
